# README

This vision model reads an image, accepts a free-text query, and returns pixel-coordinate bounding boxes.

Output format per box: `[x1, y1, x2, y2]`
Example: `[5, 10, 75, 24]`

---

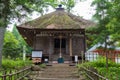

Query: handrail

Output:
[82, 67, 108, 80]
[0, 66, 31, 80]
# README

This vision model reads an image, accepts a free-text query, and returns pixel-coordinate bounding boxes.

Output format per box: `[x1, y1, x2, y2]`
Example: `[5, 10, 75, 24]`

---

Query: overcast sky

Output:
[31, 0, 95, 20]
[72, 0, 95, 20]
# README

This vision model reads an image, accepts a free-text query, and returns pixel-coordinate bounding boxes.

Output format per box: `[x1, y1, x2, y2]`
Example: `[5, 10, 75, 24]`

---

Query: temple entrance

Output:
[54, 38, 66, 56]
[54, 38, 66, 48]
[54, 38, 66, 63]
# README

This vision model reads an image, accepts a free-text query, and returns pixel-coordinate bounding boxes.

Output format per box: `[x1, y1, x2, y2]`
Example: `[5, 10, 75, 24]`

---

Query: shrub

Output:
[2, 59, 32, 70]
[78, 57, 120, 80]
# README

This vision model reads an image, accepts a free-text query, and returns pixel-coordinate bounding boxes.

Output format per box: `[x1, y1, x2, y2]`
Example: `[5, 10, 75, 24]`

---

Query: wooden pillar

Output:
[83, 31, 86, 53]
[69, 37, 72, 56]
[59, 35, 62, 58]
[33, 30, 36, 50]
[49, 37, 52, 61]
[33, 35, 36, 50]
[83, 31, 86, 61]
[69, 37, 73, 63]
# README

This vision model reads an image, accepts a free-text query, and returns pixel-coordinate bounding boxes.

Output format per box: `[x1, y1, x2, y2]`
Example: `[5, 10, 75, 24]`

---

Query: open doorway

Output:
[54, 38, 66, 48]
[54, 38, 66, 54]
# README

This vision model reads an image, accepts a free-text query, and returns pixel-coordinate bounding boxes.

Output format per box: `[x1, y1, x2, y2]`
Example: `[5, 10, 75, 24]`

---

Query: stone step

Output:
[29, 64, 85, 80]
[31, 72, 77, 75]
[30, 75, 79, 79]
[44, 66, 77, 69]
[43, 69, 77, 72]
[33, 78, 80, 80]
[42, 71, 76, 74]
[41, 75, 78, 78]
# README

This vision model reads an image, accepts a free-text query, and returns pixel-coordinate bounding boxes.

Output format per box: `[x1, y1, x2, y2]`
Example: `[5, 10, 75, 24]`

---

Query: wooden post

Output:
[69, 38, 72, 56]
[83, 31, 86, 53]
[3, 71, 7, 80]
[9, 70, 12, 80]
[81, 51, 84, 63]
[59, 35, 62, 58]
[23, 45, 26, 61]
[69, 37, 73, 63]
[33, 30, 36, 49]
[49, 37, 52, 62]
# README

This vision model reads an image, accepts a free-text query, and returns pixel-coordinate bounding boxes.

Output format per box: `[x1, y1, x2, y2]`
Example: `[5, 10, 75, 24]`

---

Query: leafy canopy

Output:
[87, 0, 120, 48]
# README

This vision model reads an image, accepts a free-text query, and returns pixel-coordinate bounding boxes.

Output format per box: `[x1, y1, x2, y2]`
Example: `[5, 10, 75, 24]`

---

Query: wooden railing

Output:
[82, 67, 108, 80]
[0, 67, 31, 80]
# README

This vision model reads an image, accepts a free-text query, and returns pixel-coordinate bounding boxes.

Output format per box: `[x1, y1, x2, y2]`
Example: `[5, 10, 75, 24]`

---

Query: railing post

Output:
[14, 70, 16, 80]
[81, 51, 84, 63]
[22, 68, 25, 80]
[3, 71, 7, 80]
[9, 70, 12, 80]
[17, 70, 19, 79]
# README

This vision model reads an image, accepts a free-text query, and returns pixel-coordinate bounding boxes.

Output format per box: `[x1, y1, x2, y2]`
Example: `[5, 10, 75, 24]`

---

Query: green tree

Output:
[2, 31, 20, 59]
[60, 0, 76, 13]
[0, 0, 10, 66]
[89, 0, 120, 48]
[106, 0, 120, 46]
[90, 0, 120, 72]
[12, 24, 32, 54]
[90, 0, 112, 48]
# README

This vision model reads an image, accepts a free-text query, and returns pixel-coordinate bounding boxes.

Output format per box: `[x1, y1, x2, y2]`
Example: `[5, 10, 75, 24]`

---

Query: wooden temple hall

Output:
[17, 5, 94, 63]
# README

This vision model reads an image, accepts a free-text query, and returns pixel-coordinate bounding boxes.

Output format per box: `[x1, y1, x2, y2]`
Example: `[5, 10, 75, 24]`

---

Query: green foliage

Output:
[78, 57, 120, 80]
[2, 31, 20, 59]
[60, 0, 75, 12]
[106, 1, 120, 44]
[88, 0, 120, 48]
[2, 25, 32, 59]
[2, 58, 32, 70]
[12, 25, 32, 54]
[92, 57, 119, 68]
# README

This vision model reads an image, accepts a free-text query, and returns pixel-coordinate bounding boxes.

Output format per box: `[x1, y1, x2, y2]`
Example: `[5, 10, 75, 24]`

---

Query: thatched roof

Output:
[17, 8, 95, 29]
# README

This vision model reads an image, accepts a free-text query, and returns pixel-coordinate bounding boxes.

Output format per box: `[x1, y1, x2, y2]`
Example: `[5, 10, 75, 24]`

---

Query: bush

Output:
[78, 57, 120, 80]
[2, 59, 32, 70]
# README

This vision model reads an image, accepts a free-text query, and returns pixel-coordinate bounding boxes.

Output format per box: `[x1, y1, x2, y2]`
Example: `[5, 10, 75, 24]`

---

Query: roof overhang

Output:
[17, 26, 85, 47]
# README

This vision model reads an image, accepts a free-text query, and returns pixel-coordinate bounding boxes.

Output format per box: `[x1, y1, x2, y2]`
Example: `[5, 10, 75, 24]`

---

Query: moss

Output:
[20, 10, 95, 29]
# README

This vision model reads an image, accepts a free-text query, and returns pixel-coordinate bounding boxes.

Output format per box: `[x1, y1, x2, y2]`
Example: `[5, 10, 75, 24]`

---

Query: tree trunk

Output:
[0, 0, 10, 66]
[0, 27, 6, 66]
[104, 35, 108, 72]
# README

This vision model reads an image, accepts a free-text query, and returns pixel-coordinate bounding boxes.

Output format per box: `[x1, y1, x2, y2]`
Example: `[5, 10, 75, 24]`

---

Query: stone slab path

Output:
[29, 64, 85, 80]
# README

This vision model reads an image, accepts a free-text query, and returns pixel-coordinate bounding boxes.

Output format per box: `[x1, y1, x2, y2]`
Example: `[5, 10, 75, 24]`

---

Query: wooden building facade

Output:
[17, 6, 94, 62]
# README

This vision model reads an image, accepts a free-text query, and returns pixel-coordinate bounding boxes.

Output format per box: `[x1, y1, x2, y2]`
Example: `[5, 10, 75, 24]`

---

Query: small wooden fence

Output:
[81, 67, 108, 80]
[0, 67, 31, 80]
